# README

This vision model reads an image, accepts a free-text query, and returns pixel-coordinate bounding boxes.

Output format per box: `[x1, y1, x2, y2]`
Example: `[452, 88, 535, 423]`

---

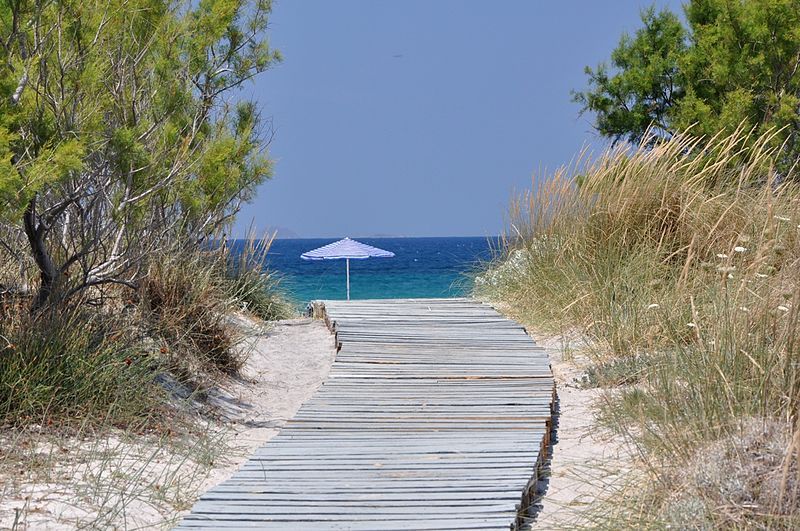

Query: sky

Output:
[234, 0, 685, 239]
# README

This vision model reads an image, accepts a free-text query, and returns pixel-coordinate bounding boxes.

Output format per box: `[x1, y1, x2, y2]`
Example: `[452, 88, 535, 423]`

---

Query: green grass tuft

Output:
[0, 303, 160, 426]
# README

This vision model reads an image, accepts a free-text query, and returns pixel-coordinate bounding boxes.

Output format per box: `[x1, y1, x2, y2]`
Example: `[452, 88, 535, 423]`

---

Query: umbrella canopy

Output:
[301, 237, 394, 261]
[301, 238, 395, 300]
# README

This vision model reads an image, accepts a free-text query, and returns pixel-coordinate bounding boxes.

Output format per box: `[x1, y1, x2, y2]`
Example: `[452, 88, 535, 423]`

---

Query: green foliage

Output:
[574, 7, 687, 143]
[0, 0, 288, 429]
[0, 0, 281, 306]
[224, 237, 294, 321]
[575, 0, 800, 168]
[0, 303, 160, 425]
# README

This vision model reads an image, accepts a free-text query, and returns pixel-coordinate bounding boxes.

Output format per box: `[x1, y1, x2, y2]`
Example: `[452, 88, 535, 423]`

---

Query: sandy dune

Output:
[0, 317, 337, 530]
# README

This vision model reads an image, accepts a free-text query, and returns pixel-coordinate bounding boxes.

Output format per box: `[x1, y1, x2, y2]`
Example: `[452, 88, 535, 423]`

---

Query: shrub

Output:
[224, 236, 294, 321]
[139, 249, 242, 376]
[661, 419, 800, 529]
[0, 302, 159, 426]
[0, 235, 291, 427]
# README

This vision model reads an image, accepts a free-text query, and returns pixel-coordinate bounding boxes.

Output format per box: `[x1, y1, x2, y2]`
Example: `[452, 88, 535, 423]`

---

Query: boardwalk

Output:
[178, 298, 554, 530]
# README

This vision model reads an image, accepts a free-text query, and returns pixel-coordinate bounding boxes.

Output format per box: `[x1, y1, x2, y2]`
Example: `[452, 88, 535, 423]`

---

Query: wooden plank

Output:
[176, 298, 553, 531]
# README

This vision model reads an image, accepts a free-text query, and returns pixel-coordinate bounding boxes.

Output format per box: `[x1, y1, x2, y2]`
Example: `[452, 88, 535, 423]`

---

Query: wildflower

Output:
[756, 273, 768, 278]
[778, 305, 790, 312]
[687, 322, 697, 328]
[739, 306, 749, 312]
[728, 273, 735, 279]
[733, 246, 747, 253]
[774, 215, 790, 222]
[647, 303, 660, 309]
[124, 357, 132, 366]
[716, 253, 729, 259]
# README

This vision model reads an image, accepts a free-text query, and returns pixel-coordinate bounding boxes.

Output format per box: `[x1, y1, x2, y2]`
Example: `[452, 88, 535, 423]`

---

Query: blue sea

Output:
[235, 237, 498, 305]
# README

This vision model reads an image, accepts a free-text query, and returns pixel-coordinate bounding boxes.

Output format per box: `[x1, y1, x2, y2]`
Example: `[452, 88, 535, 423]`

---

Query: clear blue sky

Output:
[235, 0, 684, 239]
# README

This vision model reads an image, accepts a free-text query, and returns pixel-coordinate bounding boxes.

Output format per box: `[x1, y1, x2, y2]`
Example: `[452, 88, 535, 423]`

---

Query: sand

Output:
[1, 313, 630, 530]
[0, 316, 336, 530]
[530, 334, 632, 529]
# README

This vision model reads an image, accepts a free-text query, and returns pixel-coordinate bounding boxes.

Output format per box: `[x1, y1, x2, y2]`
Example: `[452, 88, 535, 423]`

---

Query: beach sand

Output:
[0, 316, 336, 530]
[530, 334, 632, 529]
[1, 314, 629, 530]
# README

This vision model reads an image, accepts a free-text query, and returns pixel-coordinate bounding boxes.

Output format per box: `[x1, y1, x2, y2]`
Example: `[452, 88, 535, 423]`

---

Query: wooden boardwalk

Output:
[178, 298, 554, 530]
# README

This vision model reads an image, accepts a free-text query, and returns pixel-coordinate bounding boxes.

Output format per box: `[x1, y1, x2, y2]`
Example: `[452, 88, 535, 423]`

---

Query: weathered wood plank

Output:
[176, 298, 553, 531]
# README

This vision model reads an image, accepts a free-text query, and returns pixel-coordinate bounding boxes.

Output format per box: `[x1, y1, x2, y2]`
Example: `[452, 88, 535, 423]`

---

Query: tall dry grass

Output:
[0, 235, 293, 527]
[224, 234, 295, 322]
[0, 234, 293, 427]
[140, 233, 294, 377]
[478, 128, 800, 528]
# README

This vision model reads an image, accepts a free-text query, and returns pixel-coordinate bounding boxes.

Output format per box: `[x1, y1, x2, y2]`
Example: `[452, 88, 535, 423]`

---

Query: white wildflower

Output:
[756, 273, 768, 278]
[739, 306, 749, 312]
[775, 215, 790, 222]
[716, 253, 729, 259]
[647, 304, 660, 309]
[733, 246, 747, 253]
[728, 273, 735, 279]
[687, 322, 697, 328]
[778, 305, 790, 312]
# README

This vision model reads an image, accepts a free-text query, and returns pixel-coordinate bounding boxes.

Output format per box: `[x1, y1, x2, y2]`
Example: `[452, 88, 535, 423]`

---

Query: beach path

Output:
[177, 298, 554, 530]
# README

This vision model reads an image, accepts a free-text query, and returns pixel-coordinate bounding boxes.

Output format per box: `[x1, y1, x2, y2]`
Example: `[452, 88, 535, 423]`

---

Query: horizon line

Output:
[228, 234, 503, 241]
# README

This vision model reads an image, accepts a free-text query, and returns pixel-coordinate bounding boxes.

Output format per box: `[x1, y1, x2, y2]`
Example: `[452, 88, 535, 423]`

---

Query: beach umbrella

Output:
[301, 237, 395, 300]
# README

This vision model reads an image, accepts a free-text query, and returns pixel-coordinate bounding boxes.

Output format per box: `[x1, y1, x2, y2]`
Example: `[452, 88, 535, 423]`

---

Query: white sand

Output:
[1, 315, 630, 530]
[0, 316, 336, 530]
[530, 334, 632, 529]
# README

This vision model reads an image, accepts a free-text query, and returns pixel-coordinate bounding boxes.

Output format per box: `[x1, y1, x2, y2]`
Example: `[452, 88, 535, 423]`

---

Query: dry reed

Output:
[478, 127, 800, 528]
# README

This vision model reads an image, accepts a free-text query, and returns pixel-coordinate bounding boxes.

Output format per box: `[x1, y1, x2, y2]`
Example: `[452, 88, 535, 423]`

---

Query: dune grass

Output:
[0, 235, 292, 428]
[477, 128, 800, 528]
[0, 304, 161, 427]
[140, 248, 246, 378]
[0, 235, 293, 527]
[224, 234, 295, 322]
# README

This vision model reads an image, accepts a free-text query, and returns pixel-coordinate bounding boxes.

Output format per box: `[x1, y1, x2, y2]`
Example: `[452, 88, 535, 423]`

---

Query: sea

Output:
[238, 237, 499, 306]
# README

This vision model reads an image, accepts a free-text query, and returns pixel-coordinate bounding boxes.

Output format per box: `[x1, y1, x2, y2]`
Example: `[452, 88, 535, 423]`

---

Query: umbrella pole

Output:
[346, 258, 350, 301]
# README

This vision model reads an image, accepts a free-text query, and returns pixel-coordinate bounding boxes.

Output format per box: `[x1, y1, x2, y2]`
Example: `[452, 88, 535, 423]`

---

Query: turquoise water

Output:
[231, 237, 498, 305]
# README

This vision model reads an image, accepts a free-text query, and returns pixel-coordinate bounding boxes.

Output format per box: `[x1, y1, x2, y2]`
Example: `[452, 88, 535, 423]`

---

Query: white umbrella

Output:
[301, 238, 395, 300]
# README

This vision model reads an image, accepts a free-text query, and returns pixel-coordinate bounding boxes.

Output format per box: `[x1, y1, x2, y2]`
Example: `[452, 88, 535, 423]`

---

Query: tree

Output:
[575, 0, 800, 167]
[573, 7, 688, 144]
[0, 0, 280, 308]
